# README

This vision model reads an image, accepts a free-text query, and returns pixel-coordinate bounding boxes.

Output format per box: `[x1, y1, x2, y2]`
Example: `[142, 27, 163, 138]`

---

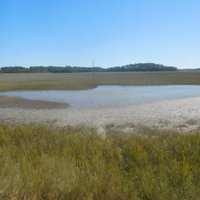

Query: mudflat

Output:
[0, 96, 68, 109]
[0, 96, 200, 132]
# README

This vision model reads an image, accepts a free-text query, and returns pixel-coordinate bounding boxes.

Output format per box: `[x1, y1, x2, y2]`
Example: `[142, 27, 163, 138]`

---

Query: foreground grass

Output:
[0, 125, 200, 199]
[1, 71, 200, 91]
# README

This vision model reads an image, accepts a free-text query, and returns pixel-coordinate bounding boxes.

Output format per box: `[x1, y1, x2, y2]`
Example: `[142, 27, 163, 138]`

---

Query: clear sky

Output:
[1, 0, 200, 68]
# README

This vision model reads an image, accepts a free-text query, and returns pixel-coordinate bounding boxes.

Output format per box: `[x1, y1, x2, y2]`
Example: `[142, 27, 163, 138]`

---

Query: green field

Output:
[0, 124, 200, 200]
[1, 71, 200, 91]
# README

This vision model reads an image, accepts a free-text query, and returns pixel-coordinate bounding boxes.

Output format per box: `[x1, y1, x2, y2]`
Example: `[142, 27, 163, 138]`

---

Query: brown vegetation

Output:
[0, 71, 200, 91]
[0, 124, 200, 199]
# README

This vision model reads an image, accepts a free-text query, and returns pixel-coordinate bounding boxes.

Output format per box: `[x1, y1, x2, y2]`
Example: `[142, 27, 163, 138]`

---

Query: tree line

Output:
[0, 63, 177, 73]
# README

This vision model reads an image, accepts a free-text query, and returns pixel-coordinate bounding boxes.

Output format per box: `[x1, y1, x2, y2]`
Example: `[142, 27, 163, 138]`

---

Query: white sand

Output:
[0, 97, 200, 132]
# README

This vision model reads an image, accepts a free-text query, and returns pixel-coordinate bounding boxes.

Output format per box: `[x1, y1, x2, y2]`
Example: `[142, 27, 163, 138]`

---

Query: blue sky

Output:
[1, 0, 200, 68]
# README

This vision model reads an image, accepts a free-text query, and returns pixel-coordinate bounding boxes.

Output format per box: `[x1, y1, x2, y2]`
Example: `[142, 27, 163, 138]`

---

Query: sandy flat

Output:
[0, 96, 200, 132]
[0, 96, 68, 109]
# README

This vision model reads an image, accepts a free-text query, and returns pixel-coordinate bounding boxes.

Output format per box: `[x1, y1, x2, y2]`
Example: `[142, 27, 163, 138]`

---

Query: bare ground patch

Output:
[0, 97, 200, 132]
[0, 96, 68, 109]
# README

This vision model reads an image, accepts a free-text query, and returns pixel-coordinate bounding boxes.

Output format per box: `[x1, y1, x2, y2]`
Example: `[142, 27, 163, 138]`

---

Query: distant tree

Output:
[0, 63, 177, 73]
[29, 66, 49, 72]
[1, 66, 29, 73]
[107, 63, 177, 72]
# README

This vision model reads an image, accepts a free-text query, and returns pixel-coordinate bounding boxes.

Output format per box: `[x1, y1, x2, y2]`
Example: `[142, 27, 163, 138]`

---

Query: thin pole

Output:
[92, 59, 95, 85]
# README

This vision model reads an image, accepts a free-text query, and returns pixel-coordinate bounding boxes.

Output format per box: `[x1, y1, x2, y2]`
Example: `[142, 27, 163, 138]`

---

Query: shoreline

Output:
[0, 96, 68, 109]
[0, 96, 200, 132]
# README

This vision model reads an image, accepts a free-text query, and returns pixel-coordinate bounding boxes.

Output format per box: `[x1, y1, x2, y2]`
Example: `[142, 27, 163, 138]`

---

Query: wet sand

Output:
[0, 96, 200, 132]
[0, 96, 68, 109]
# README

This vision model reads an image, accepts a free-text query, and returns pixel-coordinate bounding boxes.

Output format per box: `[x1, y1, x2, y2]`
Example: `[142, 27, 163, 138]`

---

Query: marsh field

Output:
[0, 71, 200, 91]
[0, 72, 200, 200]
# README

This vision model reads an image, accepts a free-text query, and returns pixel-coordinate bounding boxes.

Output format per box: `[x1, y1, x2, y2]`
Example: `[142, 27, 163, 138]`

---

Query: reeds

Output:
[0, 124, 200, 199]
[1, 71, 200, 91]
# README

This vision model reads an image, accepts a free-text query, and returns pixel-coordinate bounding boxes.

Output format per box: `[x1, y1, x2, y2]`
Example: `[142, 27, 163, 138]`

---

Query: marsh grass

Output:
[1, 71, 200, 91]
[0, 124, 200, 199]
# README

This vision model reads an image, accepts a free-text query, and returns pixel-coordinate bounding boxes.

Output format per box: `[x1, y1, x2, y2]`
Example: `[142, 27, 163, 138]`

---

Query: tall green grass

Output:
[0, 124, 200, 199]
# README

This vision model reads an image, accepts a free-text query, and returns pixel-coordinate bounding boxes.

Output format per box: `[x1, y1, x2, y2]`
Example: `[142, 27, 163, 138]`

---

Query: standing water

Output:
[0, 85, 200, 109]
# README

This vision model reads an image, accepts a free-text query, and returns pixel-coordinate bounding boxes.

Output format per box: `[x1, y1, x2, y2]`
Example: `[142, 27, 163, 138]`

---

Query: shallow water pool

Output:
[1, 85, 200, 109]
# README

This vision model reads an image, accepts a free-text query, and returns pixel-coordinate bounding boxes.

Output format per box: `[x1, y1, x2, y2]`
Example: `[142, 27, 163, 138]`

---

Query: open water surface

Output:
[1, 85, 200, 109]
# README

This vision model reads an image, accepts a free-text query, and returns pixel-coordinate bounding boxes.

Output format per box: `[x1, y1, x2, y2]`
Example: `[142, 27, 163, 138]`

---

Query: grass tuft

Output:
[0, 124, 200, 199]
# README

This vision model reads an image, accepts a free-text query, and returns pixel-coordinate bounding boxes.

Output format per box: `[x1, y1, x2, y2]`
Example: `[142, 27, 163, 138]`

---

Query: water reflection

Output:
[1, 85, 200, 109]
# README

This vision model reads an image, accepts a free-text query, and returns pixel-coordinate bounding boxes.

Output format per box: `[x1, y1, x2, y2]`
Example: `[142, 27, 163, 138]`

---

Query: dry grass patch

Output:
[1, 71, 200, 91]
[0, 124, 200, 199]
